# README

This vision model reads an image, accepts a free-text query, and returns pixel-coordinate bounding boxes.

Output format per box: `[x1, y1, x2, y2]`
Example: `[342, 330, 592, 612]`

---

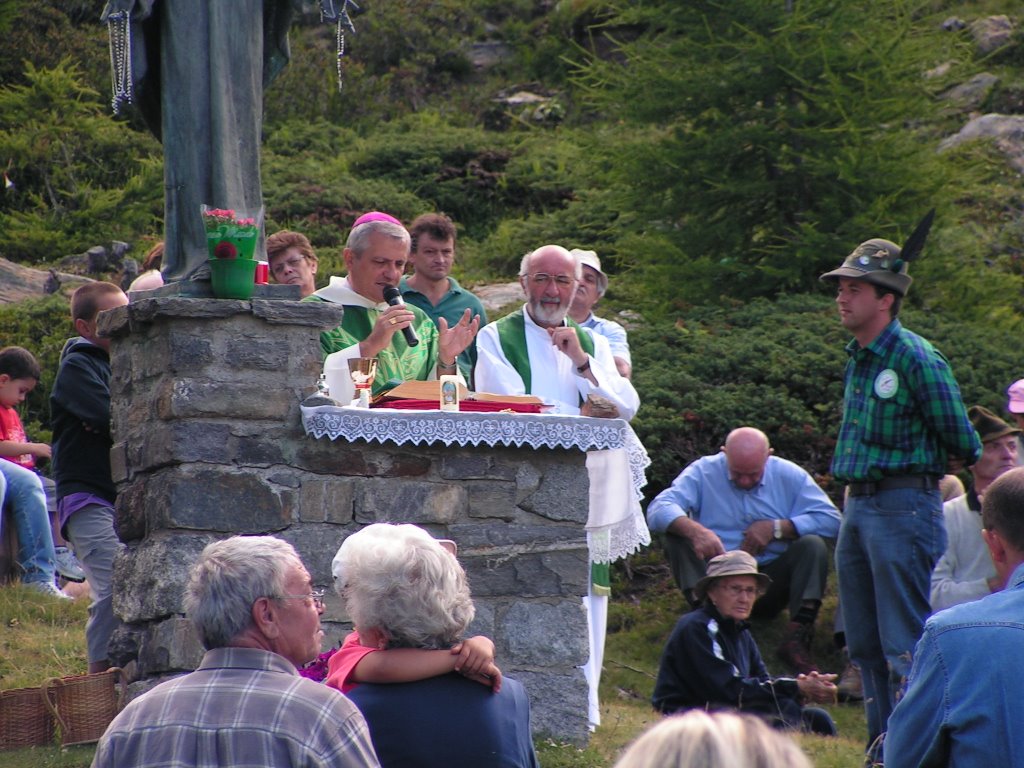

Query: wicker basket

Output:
[42, 667, 126, 747]
[0, 684, 55, 749]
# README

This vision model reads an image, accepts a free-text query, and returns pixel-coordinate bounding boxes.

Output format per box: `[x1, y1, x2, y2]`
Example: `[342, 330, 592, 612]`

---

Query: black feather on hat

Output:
[819, 209, 935, 297]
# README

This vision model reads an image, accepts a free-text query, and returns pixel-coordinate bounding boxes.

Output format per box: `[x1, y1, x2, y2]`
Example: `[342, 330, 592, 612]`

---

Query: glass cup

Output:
[348, 358, 379, 407]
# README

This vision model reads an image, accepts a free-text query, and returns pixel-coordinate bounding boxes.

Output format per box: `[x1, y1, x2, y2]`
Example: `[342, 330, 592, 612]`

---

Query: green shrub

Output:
[630, 293, 1022, 502]
[0, 60, 163, 263]
[0, 295, 72, 444]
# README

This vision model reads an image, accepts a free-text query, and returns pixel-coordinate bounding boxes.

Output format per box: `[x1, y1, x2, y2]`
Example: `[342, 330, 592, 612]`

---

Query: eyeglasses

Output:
[526, 273, 575, 287]
[722, 585, 759, 598]
[272, 589, 326, 609]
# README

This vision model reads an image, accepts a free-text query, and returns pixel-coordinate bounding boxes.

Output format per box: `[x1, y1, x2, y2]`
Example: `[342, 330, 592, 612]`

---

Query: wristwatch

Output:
[773, 519, 783, 540]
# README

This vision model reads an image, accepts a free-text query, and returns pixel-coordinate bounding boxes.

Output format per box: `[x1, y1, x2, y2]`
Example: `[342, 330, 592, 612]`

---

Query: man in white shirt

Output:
[567, 248, 632, 379]
[931, 405, 1021, 611]
[474, 244, 639, 730]
[474, 245, 639, 420]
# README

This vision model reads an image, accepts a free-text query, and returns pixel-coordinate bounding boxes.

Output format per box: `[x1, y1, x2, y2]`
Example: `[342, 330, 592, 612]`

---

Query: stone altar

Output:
[100, 296, 594, 743]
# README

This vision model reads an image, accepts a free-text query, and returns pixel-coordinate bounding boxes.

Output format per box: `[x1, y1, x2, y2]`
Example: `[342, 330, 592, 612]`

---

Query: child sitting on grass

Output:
[0, 346, 72, 599]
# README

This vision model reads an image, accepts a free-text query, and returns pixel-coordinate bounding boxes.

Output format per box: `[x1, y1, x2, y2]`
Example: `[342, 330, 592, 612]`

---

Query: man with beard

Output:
[474, 245, 638, 420]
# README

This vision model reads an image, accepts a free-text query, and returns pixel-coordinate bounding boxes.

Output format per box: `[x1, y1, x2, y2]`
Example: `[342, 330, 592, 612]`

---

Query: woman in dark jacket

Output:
[652, 550, 838, 735]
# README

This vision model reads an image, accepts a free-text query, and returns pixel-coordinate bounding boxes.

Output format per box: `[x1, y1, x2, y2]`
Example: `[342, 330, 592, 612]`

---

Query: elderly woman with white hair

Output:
[330, 523, 539, 768]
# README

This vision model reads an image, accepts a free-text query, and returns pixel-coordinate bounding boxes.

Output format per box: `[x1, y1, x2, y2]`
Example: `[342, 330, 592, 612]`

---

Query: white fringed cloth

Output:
[301, 405, 651, 563]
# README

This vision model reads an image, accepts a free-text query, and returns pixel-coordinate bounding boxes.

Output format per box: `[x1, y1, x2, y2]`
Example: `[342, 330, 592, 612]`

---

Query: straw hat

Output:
[694, 550, 772, 601]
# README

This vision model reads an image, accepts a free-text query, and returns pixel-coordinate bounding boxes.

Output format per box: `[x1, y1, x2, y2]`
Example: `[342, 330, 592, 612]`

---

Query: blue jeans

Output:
[0, 461, 56, 585]
[836, 487, 944, 755]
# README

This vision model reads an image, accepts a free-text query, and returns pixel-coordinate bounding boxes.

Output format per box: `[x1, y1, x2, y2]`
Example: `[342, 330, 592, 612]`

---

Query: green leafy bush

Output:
[630, 293, 1022, 502]
[0, 60, 163, 263]
[0, 295, 72, 444]
[572, 0, 974, 304]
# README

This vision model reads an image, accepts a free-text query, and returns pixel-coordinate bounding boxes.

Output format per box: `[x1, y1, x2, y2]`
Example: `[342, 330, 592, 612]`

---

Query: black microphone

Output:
[381, 286, 419, 347]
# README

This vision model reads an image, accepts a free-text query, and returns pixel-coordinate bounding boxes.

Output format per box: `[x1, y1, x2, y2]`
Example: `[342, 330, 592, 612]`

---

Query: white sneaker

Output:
[27, 581, 73, 601]
[54, 546, 87, 582]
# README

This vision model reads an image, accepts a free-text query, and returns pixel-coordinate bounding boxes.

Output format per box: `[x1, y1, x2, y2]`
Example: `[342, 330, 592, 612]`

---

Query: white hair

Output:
[346, 220, 411, 255]
[613, 710, 812, 768]
[332, 524, 474, 649]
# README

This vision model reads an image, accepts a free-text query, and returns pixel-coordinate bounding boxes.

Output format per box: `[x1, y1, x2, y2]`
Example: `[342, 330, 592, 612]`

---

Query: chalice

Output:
[348, 357, 378, 407]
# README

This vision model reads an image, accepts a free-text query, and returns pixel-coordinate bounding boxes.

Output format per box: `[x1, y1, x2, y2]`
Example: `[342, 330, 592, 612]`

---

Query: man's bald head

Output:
[722, 428, 771, 490]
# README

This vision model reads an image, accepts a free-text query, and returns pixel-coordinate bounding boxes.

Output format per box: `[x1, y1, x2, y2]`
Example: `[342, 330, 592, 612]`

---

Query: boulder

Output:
[939, 113, 1024, 173]
[970, 15, 1016, 56]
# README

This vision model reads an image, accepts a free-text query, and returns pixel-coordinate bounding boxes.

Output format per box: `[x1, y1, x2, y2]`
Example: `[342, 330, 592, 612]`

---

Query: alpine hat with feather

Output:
[820, 209, 935, 297]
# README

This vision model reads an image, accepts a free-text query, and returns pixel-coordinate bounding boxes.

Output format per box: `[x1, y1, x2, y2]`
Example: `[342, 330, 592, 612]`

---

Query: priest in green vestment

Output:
[307, 213, 479, 403]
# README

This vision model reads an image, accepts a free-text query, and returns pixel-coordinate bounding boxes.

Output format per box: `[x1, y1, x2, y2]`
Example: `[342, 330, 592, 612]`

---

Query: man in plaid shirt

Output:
[820, 236, 981, 764]
[92, 537, 380, 768]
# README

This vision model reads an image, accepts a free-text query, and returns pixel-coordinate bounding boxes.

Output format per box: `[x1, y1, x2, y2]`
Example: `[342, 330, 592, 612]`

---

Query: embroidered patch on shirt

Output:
[874, 368, 899, 399]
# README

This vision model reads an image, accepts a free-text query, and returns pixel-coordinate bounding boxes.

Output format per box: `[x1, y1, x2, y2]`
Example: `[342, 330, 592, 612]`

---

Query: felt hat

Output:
[694, 550, 771, 601]
[569, 248, 608, 294]
[1007, 380, 1024, 414]
[968, 405, 1022, 443]
[819, 238, 913, 296]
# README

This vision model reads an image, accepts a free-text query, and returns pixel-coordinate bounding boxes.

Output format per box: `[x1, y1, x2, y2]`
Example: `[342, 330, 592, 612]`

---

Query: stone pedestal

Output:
[100, 297, 592, 744]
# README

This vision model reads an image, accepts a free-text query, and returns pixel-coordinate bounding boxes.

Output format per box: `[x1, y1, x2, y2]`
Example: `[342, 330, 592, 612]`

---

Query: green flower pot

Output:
[208, 258, 257, 300]
[206, 231, 259, 261]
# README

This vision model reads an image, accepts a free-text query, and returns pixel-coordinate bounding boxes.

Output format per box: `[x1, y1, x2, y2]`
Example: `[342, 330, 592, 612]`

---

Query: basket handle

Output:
[41, 677, 69, 735]
[42, 667, 127, 734]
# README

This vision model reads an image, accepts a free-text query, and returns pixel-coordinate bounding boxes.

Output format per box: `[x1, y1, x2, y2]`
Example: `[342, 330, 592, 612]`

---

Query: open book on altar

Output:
[373, 380, 546, 412]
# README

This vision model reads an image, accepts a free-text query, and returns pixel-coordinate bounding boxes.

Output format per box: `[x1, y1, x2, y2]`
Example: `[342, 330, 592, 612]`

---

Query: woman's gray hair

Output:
[184, 536, 299, 650]
[346, 220, 411, 256]
[332, 523, 474, 649]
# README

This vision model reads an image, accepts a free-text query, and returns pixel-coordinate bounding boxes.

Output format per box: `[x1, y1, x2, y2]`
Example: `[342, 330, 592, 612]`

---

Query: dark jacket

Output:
[50, 337, 117, 504]
[651, 603, 802, 725]
[348, 673, 539, 768]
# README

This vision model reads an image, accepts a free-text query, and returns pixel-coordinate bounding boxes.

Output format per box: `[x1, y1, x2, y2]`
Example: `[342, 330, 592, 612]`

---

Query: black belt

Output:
[847, 475, 940, 497]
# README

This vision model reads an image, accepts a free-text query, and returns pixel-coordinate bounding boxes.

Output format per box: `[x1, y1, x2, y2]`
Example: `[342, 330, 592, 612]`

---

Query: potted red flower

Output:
[202, 205, 262, 299]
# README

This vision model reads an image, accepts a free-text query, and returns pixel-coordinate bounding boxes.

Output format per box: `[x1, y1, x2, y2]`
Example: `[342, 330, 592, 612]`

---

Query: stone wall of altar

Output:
[101, 297, 592, 744]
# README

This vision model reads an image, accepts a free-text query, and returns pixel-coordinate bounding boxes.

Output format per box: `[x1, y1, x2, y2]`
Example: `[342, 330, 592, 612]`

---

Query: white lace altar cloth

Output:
[301, 405, 652, 563]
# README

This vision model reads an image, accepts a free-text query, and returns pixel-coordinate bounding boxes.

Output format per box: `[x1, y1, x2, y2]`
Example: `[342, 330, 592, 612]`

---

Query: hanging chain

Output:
[106, 10, 133, 114]
[321, 0, 359, 92]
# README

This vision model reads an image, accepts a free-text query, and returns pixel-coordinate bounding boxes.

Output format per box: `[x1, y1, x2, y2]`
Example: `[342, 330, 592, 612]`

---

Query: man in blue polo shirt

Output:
[400, 213, 487, 382]
[567, 248, 632, 379]
[646, 427, 841, 673]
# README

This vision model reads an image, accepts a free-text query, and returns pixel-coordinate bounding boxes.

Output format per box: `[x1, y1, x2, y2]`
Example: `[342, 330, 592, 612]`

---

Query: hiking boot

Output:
[26, 581, 73, 601]
[54, 546, 86, 583]
[838, 658, 864, 702]
[776, 621, 817, 674]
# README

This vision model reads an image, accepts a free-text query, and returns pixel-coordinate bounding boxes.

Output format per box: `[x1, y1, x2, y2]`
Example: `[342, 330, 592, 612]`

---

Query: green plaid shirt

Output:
[831, 320, 981, 483]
